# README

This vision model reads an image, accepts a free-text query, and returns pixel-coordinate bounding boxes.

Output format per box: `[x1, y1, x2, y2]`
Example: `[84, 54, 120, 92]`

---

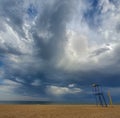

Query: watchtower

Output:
[92, 84, 107, 107]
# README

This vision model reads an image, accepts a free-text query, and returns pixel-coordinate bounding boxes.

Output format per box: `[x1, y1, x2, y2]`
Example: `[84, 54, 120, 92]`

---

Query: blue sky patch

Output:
[27, 4, 38, 18]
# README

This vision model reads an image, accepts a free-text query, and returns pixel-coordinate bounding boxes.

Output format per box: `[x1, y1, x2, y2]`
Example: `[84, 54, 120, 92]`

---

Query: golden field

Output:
[0, 105, 120, 118]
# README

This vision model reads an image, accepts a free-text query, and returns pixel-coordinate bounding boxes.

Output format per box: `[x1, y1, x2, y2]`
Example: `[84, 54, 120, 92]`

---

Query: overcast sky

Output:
[0, 0, 120, 103]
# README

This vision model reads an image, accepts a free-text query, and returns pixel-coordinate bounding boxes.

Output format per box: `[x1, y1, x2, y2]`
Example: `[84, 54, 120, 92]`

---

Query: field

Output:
[0, 105, 120, 118]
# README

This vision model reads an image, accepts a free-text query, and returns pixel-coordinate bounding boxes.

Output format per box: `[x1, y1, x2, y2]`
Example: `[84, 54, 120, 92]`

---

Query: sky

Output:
[0, 0, 120, 103]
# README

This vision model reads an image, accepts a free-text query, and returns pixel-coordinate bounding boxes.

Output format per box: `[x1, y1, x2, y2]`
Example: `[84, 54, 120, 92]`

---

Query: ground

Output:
[0, 105, 120, 118]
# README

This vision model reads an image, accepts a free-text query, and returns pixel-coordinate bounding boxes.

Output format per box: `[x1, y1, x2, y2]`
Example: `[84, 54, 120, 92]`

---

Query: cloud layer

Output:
[0, 0, 120, 103]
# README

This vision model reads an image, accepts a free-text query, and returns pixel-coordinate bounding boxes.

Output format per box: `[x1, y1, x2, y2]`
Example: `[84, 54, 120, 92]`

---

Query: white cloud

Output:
[68, 84, 75, 88]
[100, 0, 115, 13]
[3, 79, 20, 86]
[55, 0, 120, 72]
[0, 22, 33, 55]
[0, 79, 21, 96]
[15, 77, 25, 83]
[47, 85, 82, 96]
[0, 85, 15, 93]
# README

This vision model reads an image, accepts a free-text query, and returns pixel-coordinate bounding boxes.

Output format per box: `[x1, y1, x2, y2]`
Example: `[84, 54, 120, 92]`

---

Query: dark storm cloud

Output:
[32, 0, 73, 61]
[90, 47, 110, 57]
[0, 0, 76, 99]
[0, 0, 120, 103]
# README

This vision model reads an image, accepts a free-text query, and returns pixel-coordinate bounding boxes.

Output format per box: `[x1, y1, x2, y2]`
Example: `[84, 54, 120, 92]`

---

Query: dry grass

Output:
[0, 105, 120, 118]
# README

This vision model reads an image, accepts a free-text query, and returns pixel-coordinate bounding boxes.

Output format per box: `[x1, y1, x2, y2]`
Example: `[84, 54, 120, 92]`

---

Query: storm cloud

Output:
[0, 0, 120, 103]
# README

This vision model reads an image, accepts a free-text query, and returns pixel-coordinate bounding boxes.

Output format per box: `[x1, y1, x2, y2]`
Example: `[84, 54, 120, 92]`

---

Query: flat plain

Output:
[0, 105, 120, 118]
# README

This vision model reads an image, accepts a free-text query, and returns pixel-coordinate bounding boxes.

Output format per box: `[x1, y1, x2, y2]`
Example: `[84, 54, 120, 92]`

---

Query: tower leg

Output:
[95, 95, 98, 106]
[102, 94, 107, 107]
[98, 95, 103, 106]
